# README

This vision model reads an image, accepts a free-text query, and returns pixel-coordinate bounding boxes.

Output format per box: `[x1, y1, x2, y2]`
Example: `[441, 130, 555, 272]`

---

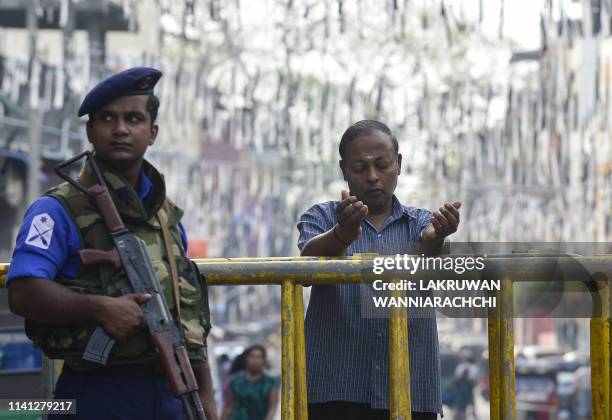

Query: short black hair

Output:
[88, 94, 160, 126]
[146, 94, 160, 125]
[339, 120, 399, 159]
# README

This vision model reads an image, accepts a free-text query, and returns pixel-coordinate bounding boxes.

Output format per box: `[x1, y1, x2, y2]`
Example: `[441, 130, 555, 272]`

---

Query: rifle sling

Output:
[157, 207, 182, 319]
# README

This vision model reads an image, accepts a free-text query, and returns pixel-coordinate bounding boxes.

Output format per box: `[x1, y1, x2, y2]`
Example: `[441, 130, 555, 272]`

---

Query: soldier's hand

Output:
[334, 190, 369, 246]
[422, 201, 462, 242]
[95, 293, 151, 343]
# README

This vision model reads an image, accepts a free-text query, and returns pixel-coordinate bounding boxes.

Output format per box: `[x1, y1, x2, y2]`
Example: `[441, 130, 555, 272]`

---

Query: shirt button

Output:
[377, 234, 382, 238]
[377, 332, 382, 338]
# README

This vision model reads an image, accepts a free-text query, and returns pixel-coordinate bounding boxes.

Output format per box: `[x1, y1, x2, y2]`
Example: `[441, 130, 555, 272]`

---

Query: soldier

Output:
[7, 67, 217, 420]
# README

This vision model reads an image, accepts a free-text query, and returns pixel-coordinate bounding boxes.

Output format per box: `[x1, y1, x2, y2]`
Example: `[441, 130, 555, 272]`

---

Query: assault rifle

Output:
[55, 151, 206, 420]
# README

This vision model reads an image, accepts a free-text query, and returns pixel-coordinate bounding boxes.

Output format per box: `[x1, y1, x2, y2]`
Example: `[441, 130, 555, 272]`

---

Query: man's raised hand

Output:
[334, 190, 369, 246]
[422, 201, 461, 242]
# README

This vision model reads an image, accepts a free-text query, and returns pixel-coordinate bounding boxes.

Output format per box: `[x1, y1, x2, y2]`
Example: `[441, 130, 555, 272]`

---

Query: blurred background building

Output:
[0, 0, 610, 417]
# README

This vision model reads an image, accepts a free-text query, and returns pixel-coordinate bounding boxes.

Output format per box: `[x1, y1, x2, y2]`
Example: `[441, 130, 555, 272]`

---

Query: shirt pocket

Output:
[177, 258, 209, 355]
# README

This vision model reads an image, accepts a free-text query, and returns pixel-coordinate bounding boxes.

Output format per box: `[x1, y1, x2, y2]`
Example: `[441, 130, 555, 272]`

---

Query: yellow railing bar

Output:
[488, 287, 502, 420]
[499, 276, 516, 420]
[590, 278, 610, 420]
[41, 357, 63, 401]
[388, 285, 411, 420]
[281, 280, 296, 420]
[293, 284, 308, 420]
[3, 255, 611, 287]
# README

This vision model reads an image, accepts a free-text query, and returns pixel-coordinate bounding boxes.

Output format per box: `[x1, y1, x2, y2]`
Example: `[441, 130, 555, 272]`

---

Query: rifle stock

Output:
[151, 333, 198, 395]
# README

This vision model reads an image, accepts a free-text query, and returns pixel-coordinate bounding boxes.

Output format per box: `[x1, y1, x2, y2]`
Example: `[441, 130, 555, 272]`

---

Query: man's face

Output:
[86, 95, 158, 170]
[340, 129, 401, 213]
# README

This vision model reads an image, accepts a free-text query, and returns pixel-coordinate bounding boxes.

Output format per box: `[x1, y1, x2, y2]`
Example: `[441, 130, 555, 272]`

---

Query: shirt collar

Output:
[138, 170, 153, 199]
[391, 195, 417, 221]
[364, 195, 416, 232]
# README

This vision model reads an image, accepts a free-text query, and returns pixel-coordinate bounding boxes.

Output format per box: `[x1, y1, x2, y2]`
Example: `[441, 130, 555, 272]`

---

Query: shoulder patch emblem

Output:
[25, 213, 55, 250]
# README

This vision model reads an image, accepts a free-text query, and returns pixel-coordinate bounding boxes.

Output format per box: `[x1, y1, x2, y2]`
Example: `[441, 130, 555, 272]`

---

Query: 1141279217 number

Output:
[2, 399, 76, 414]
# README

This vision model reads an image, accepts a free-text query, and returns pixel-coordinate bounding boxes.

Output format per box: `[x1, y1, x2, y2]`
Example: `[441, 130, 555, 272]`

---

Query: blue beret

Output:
[78, 67, 162, 117]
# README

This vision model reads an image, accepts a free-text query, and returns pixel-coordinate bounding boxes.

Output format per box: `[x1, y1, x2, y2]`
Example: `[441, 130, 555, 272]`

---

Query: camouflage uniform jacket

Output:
[25, 157, 211, 369]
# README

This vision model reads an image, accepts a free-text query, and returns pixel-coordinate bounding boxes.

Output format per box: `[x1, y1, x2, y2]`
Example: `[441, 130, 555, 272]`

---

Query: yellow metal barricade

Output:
[588, 276, 610, 420]
[500, 275, 516, 420]
[388, 285, 411, 420]
[1, 255, 611, 420]
[487, 286, 502, 420]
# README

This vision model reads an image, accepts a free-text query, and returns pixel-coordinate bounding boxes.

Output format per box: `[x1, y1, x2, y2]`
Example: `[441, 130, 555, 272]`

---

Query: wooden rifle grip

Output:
[79, 249, 122, 269]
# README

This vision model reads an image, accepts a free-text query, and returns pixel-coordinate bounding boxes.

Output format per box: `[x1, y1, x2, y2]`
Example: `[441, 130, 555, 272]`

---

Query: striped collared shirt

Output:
[297, 196, 442, 413]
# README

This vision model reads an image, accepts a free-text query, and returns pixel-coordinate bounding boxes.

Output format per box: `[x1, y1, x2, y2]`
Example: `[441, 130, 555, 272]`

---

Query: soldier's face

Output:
[340, 130, 401, 214]
[86, 95, 158, 170]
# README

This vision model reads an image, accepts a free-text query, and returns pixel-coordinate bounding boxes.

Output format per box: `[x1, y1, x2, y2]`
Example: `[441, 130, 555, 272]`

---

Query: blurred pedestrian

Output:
[221, 345, 279, 420]
[454, 356, 478, 419]
[220, 350, 248, 406]
[573, 365, 591, 420]
[218, 354, 232, 387]
[448, 365, 475, 420]
[217, 354, 232, 406]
